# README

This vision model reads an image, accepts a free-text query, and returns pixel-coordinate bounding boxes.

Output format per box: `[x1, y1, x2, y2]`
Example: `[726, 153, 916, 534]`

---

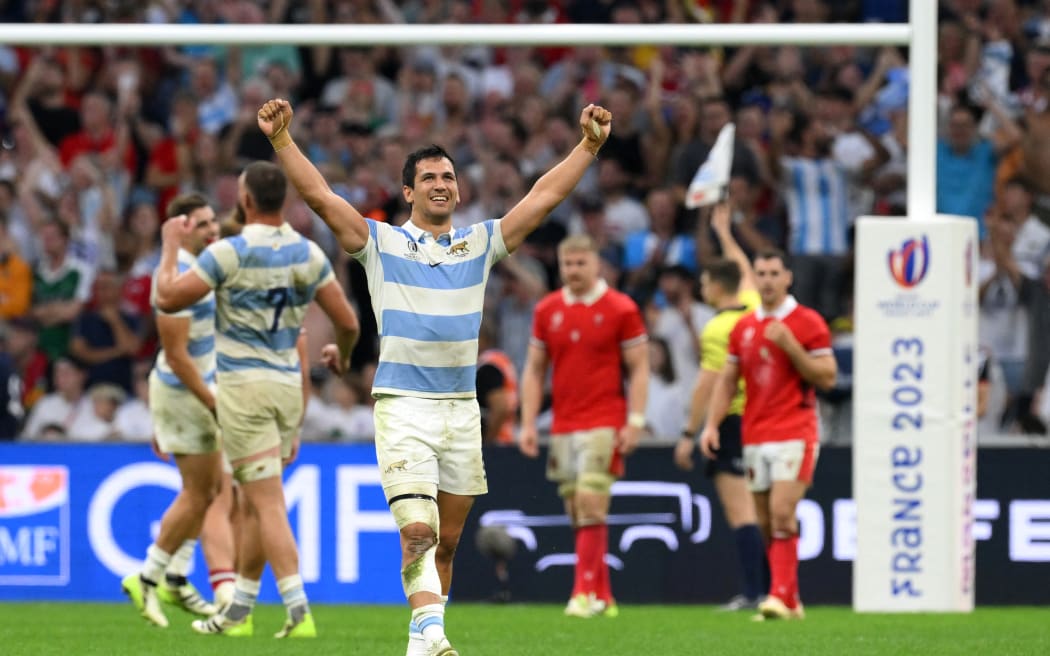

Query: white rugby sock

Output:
[141, 545, 171, 584]
[411, 603, 446, 645]
[166, 539, 196, 578]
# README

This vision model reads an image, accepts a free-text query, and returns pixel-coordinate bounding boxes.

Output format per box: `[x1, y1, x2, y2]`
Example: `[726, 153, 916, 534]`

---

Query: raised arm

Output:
[500, 104, 611, 253]
[710, 201, 756, 293]
[257, 99, 371, 254]
[155, 216, 213, 313]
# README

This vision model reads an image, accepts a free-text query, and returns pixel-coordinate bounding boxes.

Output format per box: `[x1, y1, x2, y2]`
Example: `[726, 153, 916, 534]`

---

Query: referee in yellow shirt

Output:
[675, 202, 767, 610]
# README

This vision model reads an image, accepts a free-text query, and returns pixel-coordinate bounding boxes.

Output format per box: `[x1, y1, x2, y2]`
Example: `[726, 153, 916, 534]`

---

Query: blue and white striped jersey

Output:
[781, 156, 850, 256]
[193, 223, 335, 387]
[352, 219, 508, 398]
[151, 249, 217, 390]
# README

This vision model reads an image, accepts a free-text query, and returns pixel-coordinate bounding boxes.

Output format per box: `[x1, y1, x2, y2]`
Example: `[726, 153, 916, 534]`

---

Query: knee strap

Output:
[233, 456, 282, 483]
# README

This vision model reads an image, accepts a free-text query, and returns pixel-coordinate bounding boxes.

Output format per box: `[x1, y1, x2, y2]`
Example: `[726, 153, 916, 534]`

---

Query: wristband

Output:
[627, 412, 646, 429]
[269, 127, 292, 151]
[680, 429, 696, 441]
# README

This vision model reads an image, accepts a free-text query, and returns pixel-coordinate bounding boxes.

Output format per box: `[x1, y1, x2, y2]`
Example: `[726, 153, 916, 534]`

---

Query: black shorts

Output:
[704, 414, 745, 478]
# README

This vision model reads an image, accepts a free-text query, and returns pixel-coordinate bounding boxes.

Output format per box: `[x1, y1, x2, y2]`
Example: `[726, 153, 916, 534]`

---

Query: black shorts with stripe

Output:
[704, 413, 744, 478]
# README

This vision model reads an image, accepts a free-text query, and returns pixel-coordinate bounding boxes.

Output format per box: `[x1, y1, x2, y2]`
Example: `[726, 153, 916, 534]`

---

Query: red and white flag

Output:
[685, 123, 735, 209]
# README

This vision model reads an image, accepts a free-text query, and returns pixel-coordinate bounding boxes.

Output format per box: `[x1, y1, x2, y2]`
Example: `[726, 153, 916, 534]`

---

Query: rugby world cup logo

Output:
[888, 235, 930, 288]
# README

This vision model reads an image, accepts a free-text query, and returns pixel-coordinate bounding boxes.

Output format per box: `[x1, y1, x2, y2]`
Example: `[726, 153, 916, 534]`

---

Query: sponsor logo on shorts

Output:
[384, 459, 409, 474]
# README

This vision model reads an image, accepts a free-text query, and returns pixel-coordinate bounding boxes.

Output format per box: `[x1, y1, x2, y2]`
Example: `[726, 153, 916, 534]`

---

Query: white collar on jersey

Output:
[403, 219, 454, 245]
[755, 294, 798, 321]
[562, 278, 608, 306]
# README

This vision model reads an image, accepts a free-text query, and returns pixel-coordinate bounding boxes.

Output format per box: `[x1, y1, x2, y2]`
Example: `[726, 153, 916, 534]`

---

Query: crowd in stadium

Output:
[0, 0, 1048, 443]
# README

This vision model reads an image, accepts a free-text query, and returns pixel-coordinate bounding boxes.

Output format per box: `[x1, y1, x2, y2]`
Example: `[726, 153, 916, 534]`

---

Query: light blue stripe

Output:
[839, 168, 848, 250]
[455, 221, 488, 241]
[378, 251, 488, 290]
[158, 368, 216, 388]
[240, 241, 311, 269]
[197, 249, 224, 285]
[381, 310, 481, 342]
[226, 286, 313, 310]
[373, 362, 476, 394]
[791, 163, 807, 254]
[818, 166, 832, 255]
[390, 223, 413, 241]
[176, 261, 192, 274]
[417, 616, 443, 631]
[186, 335, 215, 357]
[191, 299, 215, 321]
[317, 258, 332, 283]
[217, 353, 300, 374]
[221, 324, 301, 350]
[368, 219, 380, 242]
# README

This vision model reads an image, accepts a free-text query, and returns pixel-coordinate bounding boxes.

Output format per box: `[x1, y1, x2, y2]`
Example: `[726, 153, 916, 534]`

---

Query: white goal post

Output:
[2, 1, 975, 612]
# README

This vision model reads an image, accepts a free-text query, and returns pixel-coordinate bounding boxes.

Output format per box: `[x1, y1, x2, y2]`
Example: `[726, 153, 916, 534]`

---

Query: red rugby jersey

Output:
[531, 280, 647, 434]
[727, 296, 831, 445]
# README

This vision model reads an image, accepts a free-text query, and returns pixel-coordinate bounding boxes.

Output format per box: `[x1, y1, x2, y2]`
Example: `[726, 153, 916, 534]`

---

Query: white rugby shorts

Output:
[149, 372, 219, 455]
[373, 395, 487, 499]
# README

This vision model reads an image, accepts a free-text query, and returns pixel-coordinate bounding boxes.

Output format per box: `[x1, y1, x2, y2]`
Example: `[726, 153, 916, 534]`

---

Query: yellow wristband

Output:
[627, 412, 646, 429]
[269, 127, 292, 151]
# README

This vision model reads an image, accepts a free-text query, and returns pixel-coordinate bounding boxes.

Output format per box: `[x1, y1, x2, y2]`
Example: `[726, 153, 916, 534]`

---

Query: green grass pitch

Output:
[3, 603, 1047, 655]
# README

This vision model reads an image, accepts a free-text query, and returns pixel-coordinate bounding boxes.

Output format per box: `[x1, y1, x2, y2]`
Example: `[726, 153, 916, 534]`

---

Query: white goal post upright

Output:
[0, 0, 974, 612]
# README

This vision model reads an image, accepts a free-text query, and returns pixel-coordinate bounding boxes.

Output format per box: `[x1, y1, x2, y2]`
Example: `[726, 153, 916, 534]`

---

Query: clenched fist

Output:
[580, 104, 612, 154]
[258, 98, 294, 140]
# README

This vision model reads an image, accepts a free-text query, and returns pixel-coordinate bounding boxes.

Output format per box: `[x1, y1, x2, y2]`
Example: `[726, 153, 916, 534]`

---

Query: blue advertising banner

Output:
[0, 444, 403, 602]
[1, 444, 1047, 604]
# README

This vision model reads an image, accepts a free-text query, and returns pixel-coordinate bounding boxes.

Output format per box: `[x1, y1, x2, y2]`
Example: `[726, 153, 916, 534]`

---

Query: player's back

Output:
[194, 223, 334, 387]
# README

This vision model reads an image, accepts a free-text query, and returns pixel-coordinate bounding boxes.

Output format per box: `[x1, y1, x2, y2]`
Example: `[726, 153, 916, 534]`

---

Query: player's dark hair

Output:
[402, 144, 455, 189]
[165, 192, 210, 219]
[704, 258, 742, 294]
[754, 248, 790, 270]
[242, 161, 287, 214]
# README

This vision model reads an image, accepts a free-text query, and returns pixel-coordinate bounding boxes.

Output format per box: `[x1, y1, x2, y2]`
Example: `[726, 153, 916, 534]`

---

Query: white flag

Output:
[684, 123, 735, 209]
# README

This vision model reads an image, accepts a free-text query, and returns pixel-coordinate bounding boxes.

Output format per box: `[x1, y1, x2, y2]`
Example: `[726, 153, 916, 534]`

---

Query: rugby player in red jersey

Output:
[520, 234, 649, 618]
[701, 250, 836, 620]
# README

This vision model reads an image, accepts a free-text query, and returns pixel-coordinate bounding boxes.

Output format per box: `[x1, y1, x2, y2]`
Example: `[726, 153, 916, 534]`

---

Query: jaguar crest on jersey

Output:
[448, 241, 470, 257]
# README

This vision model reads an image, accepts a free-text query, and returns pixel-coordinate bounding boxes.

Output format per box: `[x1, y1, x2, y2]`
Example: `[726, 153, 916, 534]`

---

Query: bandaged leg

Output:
[391, 492, 445, 646]
[232, 456, 281, 484]
[390, 493, 442, 600]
